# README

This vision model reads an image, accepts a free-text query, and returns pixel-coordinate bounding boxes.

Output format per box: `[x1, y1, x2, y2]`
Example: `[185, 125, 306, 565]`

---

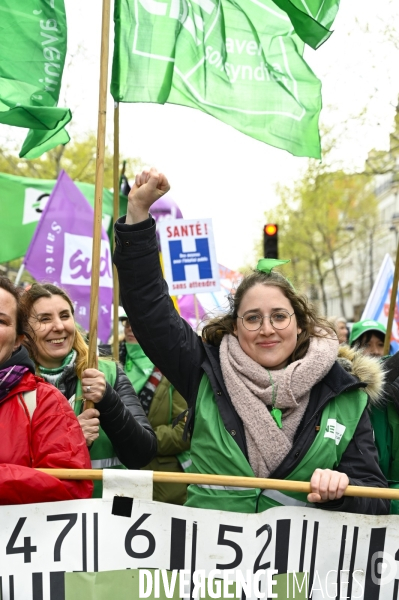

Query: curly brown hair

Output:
[20, 283, 89, 379]
[202, 270, 335, 363]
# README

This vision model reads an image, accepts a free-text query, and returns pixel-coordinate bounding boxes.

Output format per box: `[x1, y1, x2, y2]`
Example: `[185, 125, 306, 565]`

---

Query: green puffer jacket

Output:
[142, 376, 190, 505]
[338, 346, 399, 514]
[370, 351, 399, 514]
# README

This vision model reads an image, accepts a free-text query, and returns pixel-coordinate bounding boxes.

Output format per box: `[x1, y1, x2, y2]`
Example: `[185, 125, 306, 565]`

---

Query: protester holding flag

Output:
[0, 277, 93, 504]
[113, 168, 390, 515]
[21, 283, 157, 497]
[119, 312, 190, 505]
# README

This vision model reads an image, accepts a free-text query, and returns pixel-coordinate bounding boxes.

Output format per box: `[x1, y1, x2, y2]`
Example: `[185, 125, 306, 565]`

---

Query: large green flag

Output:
[271, 0, 340, 49]
[0, 1, 71, 159]
[0, 173, 123, 263]
[111, 0, 322, 158]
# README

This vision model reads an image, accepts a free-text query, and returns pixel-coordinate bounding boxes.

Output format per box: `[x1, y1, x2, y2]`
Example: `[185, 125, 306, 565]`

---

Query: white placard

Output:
[158, 219, 220, 296]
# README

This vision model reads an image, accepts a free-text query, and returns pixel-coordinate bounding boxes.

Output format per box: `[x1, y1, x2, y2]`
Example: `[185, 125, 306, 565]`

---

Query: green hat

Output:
[118, 307, 127, 320]
[349, 320, 386, 346]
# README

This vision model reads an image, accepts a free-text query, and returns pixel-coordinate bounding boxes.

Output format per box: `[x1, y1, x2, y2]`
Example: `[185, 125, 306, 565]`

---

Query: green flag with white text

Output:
[271, 0, 340, 49]
[0, 173, 123, 263]
[0, 0, 71, 159]
[111, 0, 322, 158]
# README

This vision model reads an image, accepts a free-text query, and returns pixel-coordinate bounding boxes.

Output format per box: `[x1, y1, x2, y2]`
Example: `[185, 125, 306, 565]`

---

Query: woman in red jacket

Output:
[0, 277, 93, 504]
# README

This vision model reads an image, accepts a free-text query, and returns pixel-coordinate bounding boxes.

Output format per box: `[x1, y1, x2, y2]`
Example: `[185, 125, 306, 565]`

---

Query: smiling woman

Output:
[0, 277, 93, 504]
[27, 294, 76, 368]
[20, 283, 157, 497]
[114, 167, 391, 516]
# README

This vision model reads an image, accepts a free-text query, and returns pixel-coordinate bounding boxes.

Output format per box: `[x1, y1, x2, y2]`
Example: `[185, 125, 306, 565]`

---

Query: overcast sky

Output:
[3, 0, 399, 270]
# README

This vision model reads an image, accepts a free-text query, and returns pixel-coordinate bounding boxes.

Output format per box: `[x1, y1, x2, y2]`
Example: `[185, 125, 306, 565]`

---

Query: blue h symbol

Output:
[169, 238, 212, 281]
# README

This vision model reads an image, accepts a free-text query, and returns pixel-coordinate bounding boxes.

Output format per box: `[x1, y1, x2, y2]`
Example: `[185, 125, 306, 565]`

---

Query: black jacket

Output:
[61, 362, 157, 469]
[2, 345, 35, 373]
[114, 217, 389, 515]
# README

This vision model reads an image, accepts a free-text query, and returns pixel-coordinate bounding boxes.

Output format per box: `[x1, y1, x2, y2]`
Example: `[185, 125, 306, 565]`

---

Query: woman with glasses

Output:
[113, 168, 389, 515]
[20, 283, 157, 497]
[119, 312, 190, 505]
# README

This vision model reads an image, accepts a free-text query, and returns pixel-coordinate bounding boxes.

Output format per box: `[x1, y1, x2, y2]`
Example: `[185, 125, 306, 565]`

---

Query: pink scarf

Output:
[220, 332, 338, 477]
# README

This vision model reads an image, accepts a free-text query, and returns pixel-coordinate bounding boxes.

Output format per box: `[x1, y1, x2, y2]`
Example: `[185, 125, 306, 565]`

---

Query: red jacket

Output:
[0, 371, 93, 504]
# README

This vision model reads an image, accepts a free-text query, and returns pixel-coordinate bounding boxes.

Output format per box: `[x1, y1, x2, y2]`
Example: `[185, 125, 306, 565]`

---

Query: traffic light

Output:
[263, 224, 278, 258]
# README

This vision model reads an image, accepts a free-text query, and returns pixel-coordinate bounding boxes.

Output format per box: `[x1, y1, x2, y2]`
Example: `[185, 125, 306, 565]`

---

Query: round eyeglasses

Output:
[237, 310, 295, 331]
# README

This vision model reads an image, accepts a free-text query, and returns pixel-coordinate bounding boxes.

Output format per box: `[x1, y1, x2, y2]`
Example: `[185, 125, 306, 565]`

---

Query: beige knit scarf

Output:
[219, 332, 339, 478]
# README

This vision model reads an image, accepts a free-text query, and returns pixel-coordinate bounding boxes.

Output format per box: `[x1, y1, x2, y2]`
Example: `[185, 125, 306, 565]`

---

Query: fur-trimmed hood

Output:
[336, 345, 385, 406]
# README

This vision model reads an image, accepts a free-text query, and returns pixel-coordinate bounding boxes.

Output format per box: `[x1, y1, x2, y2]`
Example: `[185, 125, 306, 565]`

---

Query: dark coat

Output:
[62, 362, 157, 469]
[114, 217, 390, 515]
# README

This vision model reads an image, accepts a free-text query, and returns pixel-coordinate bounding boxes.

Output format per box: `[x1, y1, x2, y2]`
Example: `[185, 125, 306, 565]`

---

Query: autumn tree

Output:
[259, 163, 378, 318]
[0, 133, 143, 188]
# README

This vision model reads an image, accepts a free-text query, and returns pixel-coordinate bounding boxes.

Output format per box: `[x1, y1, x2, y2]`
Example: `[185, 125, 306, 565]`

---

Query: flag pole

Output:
[36, 468, 399, 500]
[112, 102, 120, 361]
[87, 0, 111, 406]
[384, 242, 399, 355]
[14, 262, 25, 286]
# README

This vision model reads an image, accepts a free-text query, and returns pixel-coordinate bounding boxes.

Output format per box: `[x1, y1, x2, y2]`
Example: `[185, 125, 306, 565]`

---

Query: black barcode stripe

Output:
[364, 528, 386, 600]
[170, 518, 186, 571]
[32, 573, 43, 600]
[308, 521, 319, 600]
[275, 519, 290, 575]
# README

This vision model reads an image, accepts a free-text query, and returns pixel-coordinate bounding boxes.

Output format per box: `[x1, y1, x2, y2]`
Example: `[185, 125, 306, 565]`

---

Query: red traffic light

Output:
[264, 224, 278, 236]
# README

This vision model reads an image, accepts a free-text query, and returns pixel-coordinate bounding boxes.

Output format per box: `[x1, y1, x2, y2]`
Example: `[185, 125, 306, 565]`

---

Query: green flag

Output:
[0, 1, 71, 159]
[0, 173, 120, 263]
[271, 0, 340, 49]
[111, 0, 322, 158]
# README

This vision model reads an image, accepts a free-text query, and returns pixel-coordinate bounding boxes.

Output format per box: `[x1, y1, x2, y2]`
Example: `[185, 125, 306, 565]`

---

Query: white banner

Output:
[158, 219, 220, 296]
[0, 498, 399, 599]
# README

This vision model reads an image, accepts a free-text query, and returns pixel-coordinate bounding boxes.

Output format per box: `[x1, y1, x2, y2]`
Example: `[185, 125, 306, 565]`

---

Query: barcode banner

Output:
[0, 498, 398, 599]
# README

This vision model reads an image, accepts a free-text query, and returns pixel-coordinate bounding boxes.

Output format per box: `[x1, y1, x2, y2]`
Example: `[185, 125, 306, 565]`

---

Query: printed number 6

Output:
[125, 513, 156, 559]
[216, 525, 243, 569]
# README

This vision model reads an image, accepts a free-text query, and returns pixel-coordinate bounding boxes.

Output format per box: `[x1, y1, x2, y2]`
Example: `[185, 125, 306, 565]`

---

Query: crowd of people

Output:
[1, 166, 399, 519]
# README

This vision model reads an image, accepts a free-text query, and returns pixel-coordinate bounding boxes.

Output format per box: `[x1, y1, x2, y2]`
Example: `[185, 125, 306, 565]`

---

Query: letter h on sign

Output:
[169, 239, 212, 281]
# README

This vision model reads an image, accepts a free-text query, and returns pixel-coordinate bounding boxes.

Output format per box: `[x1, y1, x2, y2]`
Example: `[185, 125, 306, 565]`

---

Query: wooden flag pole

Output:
[112, 102, 120, 361]
[37, 468, 399, 500]
[87, 0, 112, 409]
[384, 240, 399, 355]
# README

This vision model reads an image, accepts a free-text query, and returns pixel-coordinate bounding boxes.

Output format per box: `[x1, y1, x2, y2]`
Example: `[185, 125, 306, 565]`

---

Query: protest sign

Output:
[0, 496, 398, 599]
[158, 219, 220, 296]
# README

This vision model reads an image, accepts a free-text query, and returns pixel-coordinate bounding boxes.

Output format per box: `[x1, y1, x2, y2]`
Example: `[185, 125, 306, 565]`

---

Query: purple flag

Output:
[151, 194, 183, 223]
[24, 171, 112, 343]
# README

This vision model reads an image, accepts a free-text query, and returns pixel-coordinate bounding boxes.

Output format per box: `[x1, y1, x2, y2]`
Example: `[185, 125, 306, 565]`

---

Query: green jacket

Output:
[356, 353, 399, 514]
[74, 359, 125, 498]
[142, 376, 190, 505]
[370, 403, 399, 514]
[185, 374, 367, 513]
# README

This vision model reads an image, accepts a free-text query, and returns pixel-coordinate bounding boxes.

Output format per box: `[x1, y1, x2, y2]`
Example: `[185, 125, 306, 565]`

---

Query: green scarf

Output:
[124, 343, 154, 394]
[37, 349, 76, 388]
